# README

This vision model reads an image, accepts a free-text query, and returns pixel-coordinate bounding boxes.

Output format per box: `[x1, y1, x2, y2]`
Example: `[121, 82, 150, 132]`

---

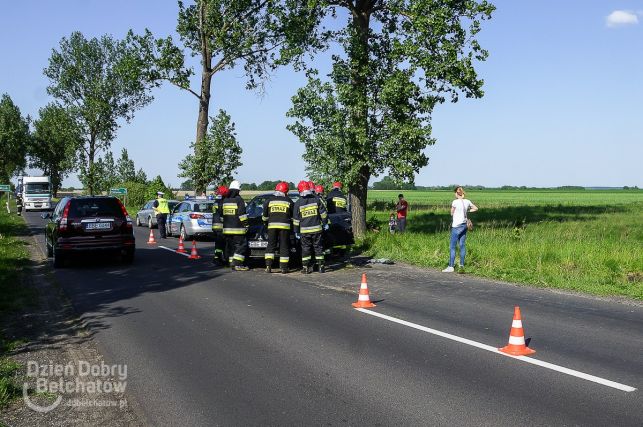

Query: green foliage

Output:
[44, 31, 159, 194]
[178, 109, 243, 190]
[372, 176, 416, 190]
[0, 94, 30, 183]
[30, 103, 81, 196]
[240, 182, 258, 191]
[116, 148, 137, 183]
[118, 181, 150, 208]
[180, 179, 194, 191]
[146, 175, 175, 201]
[286, 1, 495, 236]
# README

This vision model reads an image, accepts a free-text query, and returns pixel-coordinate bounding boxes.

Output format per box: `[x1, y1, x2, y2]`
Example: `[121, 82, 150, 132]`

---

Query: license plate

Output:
[85, 222, 111, 230]
[249, 241, 268, 248]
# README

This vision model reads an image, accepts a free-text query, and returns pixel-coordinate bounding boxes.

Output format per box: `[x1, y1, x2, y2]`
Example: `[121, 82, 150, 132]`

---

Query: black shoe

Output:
[265, 266, 272, 273]
[318, 264, 325, 273]
[280, 268, 288, 274]
[301, 266, 311, 274]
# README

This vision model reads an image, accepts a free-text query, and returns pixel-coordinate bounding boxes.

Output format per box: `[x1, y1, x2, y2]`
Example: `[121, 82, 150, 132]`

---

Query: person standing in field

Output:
[395, 194, 408, 232]
[443, 186, 478, 273]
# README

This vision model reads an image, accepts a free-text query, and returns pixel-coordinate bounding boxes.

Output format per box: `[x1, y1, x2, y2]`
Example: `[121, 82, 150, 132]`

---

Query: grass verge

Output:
[0, 199, 35, 408]
[360, 202, 643, 300]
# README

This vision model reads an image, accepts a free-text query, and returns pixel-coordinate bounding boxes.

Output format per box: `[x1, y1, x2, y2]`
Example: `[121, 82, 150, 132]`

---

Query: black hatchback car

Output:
[42, 196, 135, 267]
[244, 192, 354, 264]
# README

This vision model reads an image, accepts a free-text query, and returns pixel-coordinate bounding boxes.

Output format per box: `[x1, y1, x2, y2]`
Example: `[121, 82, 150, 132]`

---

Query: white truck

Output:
[21, 176, 52, 211]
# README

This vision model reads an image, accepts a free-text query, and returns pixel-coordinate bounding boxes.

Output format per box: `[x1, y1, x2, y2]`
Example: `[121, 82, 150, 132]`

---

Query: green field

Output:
[361, 189, 643, 300]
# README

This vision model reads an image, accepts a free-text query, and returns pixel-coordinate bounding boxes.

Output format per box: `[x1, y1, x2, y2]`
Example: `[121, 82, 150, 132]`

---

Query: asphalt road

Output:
[24, 211, 643, 426]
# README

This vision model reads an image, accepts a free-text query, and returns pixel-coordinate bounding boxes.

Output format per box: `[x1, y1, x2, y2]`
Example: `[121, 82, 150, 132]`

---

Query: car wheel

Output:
[136, 215, 141, 226]
[122, 248, 135, 264]
[148, 216, 154, 229]
[53, 245, 65, 268]
[180, 224, 191, 241]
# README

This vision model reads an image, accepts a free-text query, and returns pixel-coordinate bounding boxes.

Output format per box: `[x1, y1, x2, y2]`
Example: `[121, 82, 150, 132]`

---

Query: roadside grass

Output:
[360, 196, 643, 300]
[0, 200, 36, 408]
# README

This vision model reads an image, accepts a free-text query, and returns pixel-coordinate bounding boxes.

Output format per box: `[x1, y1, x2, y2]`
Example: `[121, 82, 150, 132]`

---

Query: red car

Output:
[43, 196, 135, 267]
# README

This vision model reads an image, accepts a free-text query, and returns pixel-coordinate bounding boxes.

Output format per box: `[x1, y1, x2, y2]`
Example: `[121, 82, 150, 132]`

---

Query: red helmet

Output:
[307, 181, 315, 190]
[333, 181, 342, 189]
[275, 181, 289, 194]
[216, 185, 228, 197]
[297, 180, 309, 193]
[315, 185, 324, 194]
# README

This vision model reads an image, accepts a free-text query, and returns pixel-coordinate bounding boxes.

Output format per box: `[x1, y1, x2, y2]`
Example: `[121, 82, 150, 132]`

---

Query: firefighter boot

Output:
[318, 262, 325, 274]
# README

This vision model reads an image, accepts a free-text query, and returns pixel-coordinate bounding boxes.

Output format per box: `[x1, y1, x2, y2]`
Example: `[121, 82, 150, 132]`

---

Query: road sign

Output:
[0, 184, 11, 191]
[110, 188, 127, 195]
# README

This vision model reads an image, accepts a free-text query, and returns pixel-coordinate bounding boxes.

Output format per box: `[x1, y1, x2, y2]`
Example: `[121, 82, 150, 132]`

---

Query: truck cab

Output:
[22, 176, 52, 211]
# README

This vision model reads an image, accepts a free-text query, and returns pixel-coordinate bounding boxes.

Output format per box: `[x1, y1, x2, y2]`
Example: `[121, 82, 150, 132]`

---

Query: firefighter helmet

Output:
[229, 180, 241, 190]
[216, 185, 228, 197]
[307, 181, 315, 190]
[275, 182, 289, 194]
[297, 180, 309, 194]
[333, 181, 342, 189]
[315, 184, 324, 194]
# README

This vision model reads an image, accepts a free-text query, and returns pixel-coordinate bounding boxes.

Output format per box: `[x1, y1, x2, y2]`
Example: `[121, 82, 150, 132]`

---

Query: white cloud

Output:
[606, 10, 639, 27]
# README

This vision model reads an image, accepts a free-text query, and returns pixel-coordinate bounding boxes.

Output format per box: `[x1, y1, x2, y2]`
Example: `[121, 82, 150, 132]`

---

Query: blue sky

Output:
[1, 1, 641, 188]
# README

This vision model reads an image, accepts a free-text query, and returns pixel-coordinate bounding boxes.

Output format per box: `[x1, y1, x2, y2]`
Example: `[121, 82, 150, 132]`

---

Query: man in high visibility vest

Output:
[152, 191, 170, 238]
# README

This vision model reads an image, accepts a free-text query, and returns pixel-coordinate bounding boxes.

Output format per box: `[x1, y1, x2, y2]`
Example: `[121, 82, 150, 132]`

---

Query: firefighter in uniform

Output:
[222, 180, 249, 271]
[261, 182, 294, 274]
[326, 182, 348, 214]
[152, 191, 170, 238]
[211, 185, 228, 266]
[293, 180, 328, 274]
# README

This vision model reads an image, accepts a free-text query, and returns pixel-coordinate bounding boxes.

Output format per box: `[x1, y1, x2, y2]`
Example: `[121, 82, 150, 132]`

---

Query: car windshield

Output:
[24, 183, 50, 194]
[68, 198, 124, 218]
[192, 202, 214, 213]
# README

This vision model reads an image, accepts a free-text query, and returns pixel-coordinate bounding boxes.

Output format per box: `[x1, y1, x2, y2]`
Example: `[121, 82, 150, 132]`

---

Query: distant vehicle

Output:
[42, 196, 135, 268]
[245, 192, 354, 264]
[135, 199, 179, 228]
[21, 176, 52, 211]
[165, 198, 215, 240]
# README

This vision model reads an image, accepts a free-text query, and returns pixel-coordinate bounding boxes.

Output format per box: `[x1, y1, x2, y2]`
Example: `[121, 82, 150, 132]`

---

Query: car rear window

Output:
[68, 198, 124, 218]
[192, 202, 214, 212]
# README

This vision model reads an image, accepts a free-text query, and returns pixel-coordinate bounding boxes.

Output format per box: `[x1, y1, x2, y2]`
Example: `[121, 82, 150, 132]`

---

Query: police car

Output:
[165, 197, 215, 240]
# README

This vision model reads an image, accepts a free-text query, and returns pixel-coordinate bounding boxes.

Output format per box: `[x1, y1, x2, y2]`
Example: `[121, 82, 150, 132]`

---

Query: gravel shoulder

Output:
[0, 232, 144, 427]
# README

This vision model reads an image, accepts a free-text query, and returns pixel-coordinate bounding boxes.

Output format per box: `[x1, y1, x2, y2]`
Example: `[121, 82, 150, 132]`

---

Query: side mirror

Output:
[41, 212, 51, 219]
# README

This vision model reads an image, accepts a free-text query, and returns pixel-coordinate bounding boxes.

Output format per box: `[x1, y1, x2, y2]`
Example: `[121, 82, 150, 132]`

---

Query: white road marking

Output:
[159, 245, 190, 257]
[355, 308, 637, 393]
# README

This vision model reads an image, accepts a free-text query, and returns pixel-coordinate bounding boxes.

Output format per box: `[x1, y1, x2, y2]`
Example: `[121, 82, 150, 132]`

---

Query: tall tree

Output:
[116, 148, 137, 183]
[0, 94, 30, 184]
[285, 0, 494, 237]
[44, 32, 158, 195]
[178, 109, 242, 189]
[129, 0, 299, 191]
[30, 104, 81, 196]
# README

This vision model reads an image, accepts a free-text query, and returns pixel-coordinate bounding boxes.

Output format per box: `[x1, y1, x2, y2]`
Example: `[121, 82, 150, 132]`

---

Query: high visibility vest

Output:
[156, 198, 170, 214]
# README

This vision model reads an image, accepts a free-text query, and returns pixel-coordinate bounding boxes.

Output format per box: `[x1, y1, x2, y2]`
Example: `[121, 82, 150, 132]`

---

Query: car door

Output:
[169, 203, 183, 234]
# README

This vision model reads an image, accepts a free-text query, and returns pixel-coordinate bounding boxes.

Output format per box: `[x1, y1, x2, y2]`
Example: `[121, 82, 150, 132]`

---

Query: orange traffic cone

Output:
[176, 235, 187, 253]
[147, 229, 157, 245]
[499, 306, 535, 356]
[352, 273, 376, 308]
[188, 240, 201, 260]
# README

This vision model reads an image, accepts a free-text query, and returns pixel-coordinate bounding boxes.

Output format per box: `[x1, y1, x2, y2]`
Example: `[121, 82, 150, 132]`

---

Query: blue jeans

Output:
[449, 223, 468, 267]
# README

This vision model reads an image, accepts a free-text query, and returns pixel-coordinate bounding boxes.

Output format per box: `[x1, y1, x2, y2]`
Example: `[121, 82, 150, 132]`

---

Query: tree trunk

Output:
[194, 0, 213, 194]
[348, 8, 371, 238]
[350, 164, 370, 238]
[88, 137, 96, 196]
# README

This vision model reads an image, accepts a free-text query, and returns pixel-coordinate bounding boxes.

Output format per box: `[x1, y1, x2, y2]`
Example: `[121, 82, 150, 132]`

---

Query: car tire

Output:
[148, 216, 154, 229]
[53, 245, 65, 268]
[122, 248, 135, 264]
[136, 215, 141, 226]
[180, 224, 191, 241]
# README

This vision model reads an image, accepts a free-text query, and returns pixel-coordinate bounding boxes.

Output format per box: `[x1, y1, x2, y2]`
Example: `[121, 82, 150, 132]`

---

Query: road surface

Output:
[23, 211, 643, 426]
